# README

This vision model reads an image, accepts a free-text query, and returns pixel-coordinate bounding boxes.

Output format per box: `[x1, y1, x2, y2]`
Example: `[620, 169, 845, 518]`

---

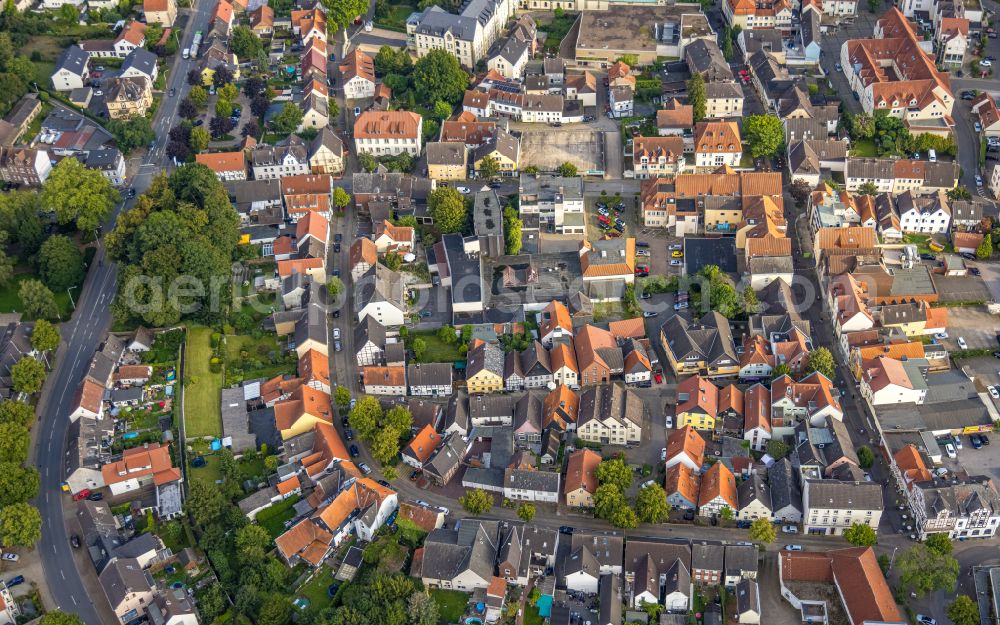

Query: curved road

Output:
[32, 1, 214, 621]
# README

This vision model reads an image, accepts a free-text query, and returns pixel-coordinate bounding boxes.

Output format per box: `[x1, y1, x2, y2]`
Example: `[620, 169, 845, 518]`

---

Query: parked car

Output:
[642, 311, 657, 318]
[1, 553, 18, 562]
[971, 434, 983, 449]
[559, 526, 574, 534]
[654, 373, 663, 384]
[349, 444, 360, 457]
[668, 244, 683, 250]
[70, 535, 81, 549]
[640, 479, 656, 489]
[87, 492, 103, 501]
[7, 576, 23, 587]
[670, 259, 682, 266]
[958, 337, 968, 349]
[660, 448, 667, 461]
[409, 470, 421, 481]
[784, 545, 803, 551]
[665, 415, 673, 429]
[671, 250, 683, 258]
[456, 186, 471, 194]
[976, 175, 984, 187]
[981, 433, 990, 445]
[72, 489, 91, 501]
[639, 292, 651, 299]
[358, 463, 372, 475]
[945, 443, 957, 459]
[920, 253, 936, 260]
[916, 615, 937, 625]
[970, 267, 981, 276]
[954, 435, 963, 450]
[735, 520, 752, 529]
[333, 242, 341, 253]
[343, 428, 353, 441]
[933, 332, 948, 340]
[781, 525, 799, 534]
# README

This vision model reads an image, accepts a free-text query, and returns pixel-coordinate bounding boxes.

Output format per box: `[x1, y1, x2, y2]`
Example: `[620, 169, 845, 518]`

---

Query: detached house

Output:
[660, 312, 739, 378]
[339, 49, 376, 100]
[354, 111, 422, 157]
[675, 375, 719, 431]
[694, 121, 742, 169]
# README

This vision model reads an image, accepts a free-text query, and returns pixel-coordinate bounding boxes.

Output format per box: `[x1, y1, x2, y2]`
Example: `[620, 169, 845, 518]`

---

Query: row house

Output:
[845, 158, 960, 194]
[354, 111, 423, 157]
[576, 384, 644, 446]
[802, 479, 884, 535]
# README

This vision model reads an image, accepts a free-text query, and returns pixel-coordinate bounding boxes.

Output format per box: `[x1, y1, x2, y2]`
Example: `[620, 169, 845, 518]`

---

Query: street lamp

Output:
[67, 285, 78, 310]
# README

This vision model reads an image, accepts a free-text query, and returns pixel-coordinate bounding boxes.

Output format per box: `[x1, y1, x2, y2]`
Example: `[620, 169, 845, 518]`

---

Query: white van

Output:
[928, 149, 937, 162]
[182, 47, 190, 59]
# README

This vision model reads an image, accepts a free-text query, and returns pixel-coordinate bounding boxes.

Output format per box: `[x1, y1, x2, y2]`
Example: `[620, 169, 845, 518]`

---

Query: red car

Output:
[72, 489, 91, 501]
[655, 373, 663, 384]
[597, 215, 610, 223]
[634, 266, 649, 274]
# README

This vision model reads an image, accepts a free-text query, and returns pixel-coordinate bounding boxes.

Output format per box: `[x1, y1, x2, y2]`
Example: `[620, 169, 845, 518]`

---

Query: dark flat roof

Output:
[684, 237, 737, 276]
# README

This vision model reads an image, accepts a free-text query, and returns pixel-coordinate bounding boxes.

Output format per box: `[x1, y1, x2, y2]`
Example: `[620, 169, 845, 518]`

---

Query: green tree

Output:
[407, 592, 440, 625]
[322, 0, 368, 40]
[803, 347, 835, 380]
[947, 595, 979, 625]
[412, 337, 427, 361]
[106, 165, 239, 327]
[460, 488, 494, 513]
[188, 85, 208, 107]
[230, 25, 263, 60]
[333, 187, 352, 210]
[857, 446, 875, 469]
[0, 401, 34, 428]
[0, 502, 41, 547]
[190, 126, 210, 153]
[38, 611, 84, 625]
[382, 251, 402, 270]
[635, 483, 670, 523]
[857, 181, 879, 196]
[898, 544, 959, 597]
[719, 506, 734, 521]
[384, 405, 413, 432]
[107, 116, 156, 154]
[595, 456, 633, 492]
[557, 161, 578, 177]
[766, 439, 789, 459]
[196, 587, 227, 624]
[843, 522, 878, 546]
[517, 503, 536, 522]
[235, 524, 271, 564]
[687, 73, 706, 122]
[30, 319, 60, 352]
[335, 386, 351, 406]
[925, 533, 953, 556]
[257, 594, 292, 625]
[849, 112, 875, 140]
[187, 480, 229, 525]
[0, 191, 46, 259]
[18, 279, 58, 320]
[947, 186, 973, 201]
[38, 235, 84, 291]
[41, 157, 119, 232]
[743, 115, 784, 158]
[593, 484, 637, 528]
[743, 285, 759, 314]
[437, 325, 457, 344]
[412, 49, 469, 105]
[0, 463, 38, 506]
[432, 100, 453, 121]
[10, 357, 45, 395]
[428, 187, 467, 233]
[349, 396, 384, 441]
[327, 276, 345, 298]
[215, 98, 233, 119]
[748, 517, 776, 544]
[503, 206, 523, 255]
[771, 363, 791, 380]
[478, 155, 501, 180]
[264, 455, 279, 472]
[976, 234, 993, 259]
[272, 102, 304, 134]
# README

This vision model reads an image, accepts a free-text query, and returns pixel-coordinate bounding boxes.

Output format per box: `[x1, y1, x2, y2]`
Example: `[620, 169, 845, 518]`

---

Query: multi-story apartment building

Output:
[840, 9, 954, 125]
[802, 479, 884, 535]
[406, 0, 516, 69]
[518, 174, 585, 234]
[353, 111, 423, 157]
[576, 384, 644, 445]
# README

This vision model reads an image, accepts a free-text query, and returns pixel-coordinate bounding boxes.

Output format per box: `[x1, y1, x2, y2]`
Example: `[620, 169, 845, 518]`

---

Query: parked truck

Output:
[190, 30, 203, 58]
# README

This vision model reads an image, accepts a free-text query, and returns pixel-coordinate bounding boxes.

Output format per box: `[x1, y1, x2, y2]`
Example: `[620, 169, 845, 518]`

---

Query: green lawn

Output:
[183, 327, 223, 438]
[188, 452, 223, 487]
[295, 567, 337, 615]
[374, 2, 415, 31]
[524, 605, 544, 625]
[538, 13, 577, 52]
[850, 139, 878, 157]
[410, 330, 464, 364]
[902, 233, 935, 254]
[0, 274, 73, 319]
[429, 589, 469, 623]
[256, 495, 301, 539]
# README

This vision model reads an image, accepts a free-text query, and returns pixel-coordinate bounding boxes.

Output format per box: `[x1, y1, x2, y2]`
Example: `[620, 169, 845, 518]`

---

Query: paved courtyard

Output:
[520, 129, 607, 175]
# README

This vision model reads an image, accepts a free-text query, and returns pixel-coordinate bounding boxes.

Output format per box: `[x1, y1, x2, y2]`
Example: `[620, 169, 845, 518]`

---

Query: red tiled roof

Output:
[564, 449, 601, 495]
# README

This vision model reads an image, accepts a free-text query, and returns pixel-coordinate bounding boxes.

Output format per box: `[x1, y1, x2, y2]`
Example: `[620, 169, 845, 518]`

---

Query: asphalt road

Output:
[31, 1, 215, 622]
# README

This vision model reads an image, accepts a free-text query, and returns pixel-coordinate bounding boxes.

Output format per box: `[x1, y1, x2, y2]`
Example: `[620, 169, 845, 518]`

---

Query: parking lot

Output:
[519, 129, 606, 175]
[939, 307, 1000, 350]
[933, 271, 994, 303]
